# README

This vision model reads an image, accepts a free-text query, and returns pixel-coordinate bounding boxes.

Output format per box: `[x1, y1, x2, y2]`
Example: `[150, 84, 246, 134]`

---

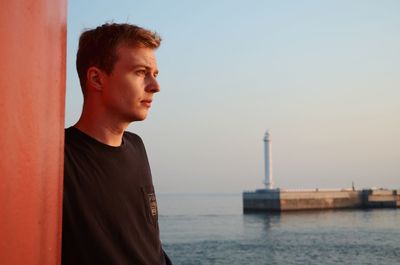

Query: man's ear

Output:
[86, 67, 104, 91]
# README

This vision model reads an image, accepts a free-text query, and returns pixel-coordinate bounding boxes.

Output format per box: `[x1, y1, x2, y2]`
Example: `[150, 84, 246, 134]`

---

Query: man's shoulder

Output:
[123, 130, 144, 144]
[64, 126, 74, 135]
[64, 126, 80, 144]
[123, 131, 149, 156]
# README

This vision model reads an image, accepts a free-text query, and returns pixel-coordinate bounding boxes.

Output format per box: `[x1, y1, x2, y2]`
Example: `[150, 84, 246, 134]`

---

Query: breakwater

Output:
[243, 188, 400, 212]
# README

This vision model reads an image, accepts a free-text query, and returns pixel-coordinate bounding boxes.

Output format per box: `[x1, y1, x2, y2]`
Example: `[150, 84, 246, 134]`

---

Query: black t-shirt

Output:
[62, 127, 171, 265]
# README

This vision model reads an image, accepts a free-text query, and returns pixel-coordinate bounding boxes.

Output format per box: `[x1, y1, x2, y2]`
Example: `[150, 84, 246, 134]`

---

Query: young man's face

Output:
[101, 45, 160, 122]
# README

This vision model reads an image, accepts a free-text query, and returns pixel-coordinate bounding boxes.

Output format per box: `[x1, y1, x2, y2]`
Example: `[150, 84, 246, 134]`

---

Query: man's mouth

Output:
[141, 100, 152, 107]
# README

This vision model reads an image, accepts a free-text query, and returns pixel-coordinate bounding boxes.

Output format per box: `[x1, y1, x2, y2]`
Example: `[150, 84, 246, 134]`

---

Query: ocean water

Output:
[157, 193, 400, 265]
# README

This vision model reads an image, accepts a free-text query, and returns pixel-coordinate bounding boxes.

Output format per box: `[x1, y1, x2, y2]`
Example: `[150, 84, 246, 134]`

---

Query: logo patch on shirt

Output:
[148, 193, 157, 216]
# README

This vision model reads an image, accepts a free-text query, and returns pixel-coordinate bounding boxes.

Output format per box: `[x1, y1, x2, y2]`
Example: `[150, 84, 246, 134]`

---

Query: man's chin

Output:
[130, 113, 148, 122]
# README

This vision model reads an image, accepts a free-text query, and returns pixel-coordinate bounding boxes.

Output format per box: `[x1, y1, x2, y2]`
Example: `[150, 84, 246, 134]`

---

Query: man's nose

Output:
[146, 75, 160, 93]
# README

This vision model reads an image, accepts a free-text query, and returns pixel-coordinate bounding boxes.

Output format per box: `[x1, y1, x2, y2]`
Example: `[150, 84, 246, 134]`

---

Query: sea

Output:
[157, 193, 400, 265]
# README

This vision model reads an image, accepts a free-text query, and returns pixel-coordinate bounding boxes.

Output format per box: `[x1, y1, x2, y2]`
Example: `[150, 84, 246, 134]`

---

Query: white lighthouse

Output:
[263, 130, 273, 189]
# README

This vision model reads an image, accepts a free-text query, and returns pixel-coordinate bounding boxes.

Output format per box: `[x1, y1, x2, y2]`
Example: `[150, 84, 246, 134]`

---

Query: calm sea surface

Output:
[157, 193, 400, 265]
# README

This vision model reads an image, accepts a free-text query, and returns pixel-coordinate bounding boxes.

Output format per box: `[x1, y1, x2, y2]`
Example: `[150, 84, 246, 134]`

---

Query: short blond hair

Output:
[76, 23, 161, 93]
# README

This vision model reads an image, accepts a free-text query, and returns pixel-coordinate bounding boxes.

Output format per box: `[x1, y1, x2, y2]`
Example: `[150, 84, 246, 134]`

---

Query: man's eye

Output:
[136, 70, 146, 76]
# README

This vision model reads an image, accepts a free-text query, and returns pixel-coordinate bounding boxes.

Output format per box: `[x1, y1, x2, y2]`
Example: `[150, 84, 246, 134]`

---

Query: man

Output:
[62, 23, 172, 265]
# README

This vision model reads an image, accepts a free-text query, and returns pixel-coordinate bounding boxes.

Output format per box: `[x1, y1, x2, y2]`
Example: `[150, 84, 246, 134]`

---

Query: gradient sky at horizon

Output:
[66, 0, 400, 193]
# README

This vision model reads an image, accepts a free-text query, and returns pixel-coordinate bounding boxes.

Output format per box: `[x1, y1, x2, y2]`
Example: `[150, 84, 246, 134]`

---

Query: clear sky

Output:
[66, 0, 400, 193]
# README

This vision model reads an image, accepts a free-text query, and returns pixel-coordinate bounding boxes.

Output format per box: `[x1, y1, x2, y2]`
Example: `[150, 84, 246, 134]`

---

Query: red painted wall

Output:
[0, 1, 67, 264]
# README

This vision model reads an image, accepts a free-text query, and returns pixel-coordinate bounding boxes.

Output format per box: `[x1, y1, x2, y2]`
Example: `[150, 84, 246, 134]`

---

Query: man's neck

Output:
[75, 123, 125, 147]
[74, 112, 128, 147]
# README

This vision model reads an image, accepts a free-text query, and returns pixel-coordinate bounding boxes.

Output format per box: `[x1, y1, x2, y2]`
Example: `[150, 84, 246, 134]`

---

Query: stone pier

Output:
[243, 188, 400, 212]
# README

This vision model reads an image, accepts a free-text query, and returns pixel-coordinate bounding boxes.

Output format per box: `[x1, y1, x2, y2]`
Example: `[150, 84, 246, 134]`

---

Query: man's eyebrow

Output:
[131, 64, 155, 70]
